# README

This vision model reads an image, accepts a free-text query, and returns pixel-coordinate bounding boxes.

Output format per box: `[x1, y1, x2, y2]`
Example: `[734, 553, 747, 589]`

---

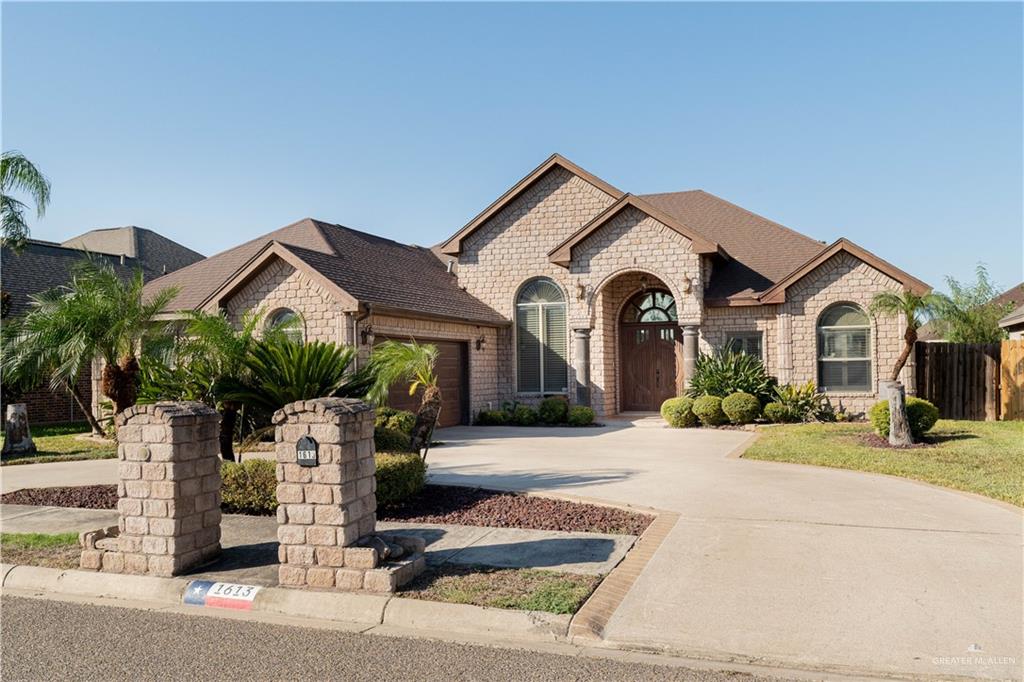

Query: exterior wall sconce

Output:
[681, 277, 692, 293]
[360, 325, 375, 346]
[475, 335, 486, 351]
[576, 282, 589, 301]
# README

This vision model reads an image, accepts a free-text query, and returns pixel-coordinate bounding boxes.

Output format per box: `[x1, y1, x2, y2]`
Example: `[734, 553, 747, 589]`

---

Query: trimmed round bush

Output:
[692, 395, 727, 426]
[375, 452, 427, 507]
[374, 426, 413, 453]
[868, 397, 940, 439]
[567, 405, 595, 426]
[538, 397, 569, 424]
[475, 409, 508, 426]
[722, 392, 761, 425]
[660, 396, 697, 428]
[511, 405, 538, 426]
[221, 459, 277, 515]
[763, 402, 792, 423]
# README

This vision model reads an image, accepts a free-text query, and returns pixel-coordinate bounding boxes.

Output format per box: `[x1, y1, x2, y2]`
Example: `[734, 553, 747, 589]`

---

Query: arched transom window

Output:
[516, 278, 567, 393]
[621, 290, 677, 324]
[267, 308, 303, 343]
[817, 303, 871, 392]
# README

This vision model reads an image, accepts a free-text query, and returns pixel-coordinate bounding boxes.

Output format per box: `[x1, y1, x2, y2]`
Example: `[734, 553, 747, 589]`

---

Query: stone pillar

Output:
[80, 402, 221, 576]
[573, 328, 592, 406]
[273, 398, 424, 593]
[682, 326, 699, 387]
[776, 312, 793, 384]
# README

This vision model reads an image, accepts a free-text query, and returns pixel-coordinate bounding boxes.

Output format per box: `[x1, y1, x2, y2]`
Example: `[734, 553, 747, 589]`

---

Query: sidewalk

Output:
[1, 458, 118, 493]
[0, 504, 636, 585]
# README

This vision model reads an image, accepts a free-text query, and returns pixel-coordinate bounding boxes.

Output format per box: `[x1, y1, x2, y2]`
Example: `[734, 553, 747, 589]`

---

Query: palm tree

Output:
[869, 289, 949, 381]
[1, 151, 51, 249]
[140, 309, 265, 461]
[1, 258, 177, 434]
[367, 340, 440, 460]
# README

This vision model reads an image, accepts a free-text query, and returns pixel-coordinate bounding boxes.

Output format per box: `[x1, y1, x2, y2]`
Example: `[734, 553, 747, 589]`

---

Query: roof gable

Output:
[440, 153, 623, 256]
[757, 238, 930, 304]
[548, 194, 723, 267]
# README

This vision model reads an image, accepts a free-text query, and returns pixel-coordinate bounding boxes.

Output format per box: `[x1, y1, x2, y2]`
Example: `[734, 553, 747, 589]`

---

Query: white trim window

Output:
[725, 331, 763, 360]
[817, 303, 871, 392]
[516, 278, 567, 393]
[267, 308, 303, 343]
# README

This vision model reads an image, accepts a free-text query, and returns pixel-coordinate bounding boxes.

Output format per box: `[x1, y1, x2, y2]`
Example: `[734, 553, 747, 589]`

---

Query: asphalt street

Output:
[0, 596, 779, 682]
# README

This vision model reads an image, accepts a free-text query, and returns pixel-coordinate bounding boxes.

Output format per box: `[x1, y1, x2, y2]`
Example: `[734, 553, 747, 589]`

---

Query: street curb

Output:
[0, 563, 570, 643]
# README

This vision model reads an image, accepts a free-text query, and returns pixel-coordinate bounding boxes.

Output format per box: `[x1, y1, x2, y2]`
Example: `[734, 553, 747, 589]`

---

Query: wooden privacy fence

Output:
[914, 342, 1001, 420]
[1001, 340, 1024, 420]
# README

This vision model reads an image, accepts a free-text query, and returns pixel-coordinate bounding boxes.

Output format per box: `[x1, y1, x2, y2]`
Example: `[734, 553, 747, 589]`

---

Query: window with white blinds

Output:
[516, 278, 568, 393]
[817, 303, 871, 392]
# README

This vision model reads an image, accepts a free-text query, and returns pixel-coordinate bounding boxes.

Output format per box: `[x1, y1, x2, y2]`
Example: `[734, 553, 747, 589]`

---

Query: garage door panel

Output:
[378, 337, 467, 427]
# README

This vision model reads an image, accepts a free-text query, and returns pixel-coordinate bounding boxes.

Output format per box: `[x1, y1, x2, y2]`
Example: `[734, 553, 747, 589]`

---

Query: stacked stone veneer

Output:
[80, 402, 221, 576]
[274, 398, 425, 593]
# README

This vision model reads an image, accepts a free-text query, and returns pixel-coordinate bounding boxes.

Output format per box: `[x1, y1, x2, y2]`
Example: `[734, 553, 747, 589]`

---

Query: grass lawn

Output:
[400, 564, 600, 614]
[0, 532, 81, 569]
[0, 422, 116, 465]
[744, 420, 1023, 506]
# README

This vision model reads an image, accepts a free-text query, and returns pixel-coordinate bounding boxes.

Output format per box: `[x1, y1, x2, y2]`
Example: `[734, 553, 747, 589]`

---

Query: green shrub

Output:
[868, 397, 940, 439]
[374, 407, 417, 435]
[567, 405, 595, 426]
[538, 397, 569, 424]
[692, 395, 727, 426]
[722, 392, 761, 424]
[475, 409, 508, 426]
[687, 351, 777, 405]
[773, 381, 832, 422]
[374, 406, 398, 427]
[510, 405, 538, 426]
[660, 396, 698, 428]
[221, 459, 278, 515]
[375, 452, 427, 507]
[374, 426, 413, 453]
[762, 402, 792, 423]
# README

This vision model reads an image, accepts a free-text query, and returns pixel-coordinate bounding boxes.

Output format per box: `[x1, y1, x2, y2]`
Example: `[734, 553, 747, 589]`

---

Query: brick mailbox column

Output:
[274, 398, 425, 593]
[80, 402, 222, 576]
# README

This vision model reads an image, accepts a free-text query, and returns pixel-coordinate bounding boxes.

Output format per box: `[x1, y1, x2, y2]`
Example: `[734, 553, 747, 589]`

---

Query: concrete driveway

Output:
[429, 420, 1022, 680]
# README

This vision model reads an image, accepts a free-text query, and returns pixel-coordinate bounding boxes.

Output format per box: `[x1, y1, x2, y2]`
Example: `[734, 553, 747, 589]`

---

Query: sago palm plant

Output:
[367, 340, 440, 459]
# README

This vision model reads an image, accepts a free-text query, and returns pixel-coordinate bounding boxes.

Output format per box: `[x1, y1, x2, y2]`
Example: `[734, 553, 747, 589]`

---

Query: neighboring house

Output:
[1, 230, 203, 424]
[145, 153, 928, 421]
[1000, 305, 1024, 339]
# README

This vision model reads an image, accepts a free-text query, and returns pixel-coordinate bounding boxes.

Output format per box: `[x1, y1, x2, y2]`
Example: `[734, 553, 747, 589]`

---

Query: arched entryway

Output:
[619, 289, 678, 411]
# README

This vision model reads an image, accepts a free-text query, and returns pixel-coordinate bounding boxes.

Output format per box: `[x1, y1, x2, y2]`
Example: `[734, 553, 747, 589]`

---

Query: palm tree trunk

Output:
[219, 401, 239, 462]
[66, 380, 104, 436]
[101, 356, 141, 414]
[411, 385, 442, 459]
[890, 326, 918, 382]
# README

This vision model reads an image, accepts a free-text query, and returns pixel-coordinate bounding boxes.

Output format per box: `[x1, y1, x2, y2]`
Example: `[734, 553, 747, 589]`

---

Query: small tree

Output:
[1, 259, 177, 434]
[869, 289, 947, 445]
[937, 264, 1017, 343]
[1, 151, 51, 250]
[367, 340, 440, 461]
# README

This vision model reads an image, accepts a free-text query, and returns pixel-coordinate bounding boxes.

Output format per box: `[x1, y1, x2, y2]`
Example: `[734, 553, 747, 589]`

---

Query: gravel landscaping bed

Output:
[1, 483, 653, 535]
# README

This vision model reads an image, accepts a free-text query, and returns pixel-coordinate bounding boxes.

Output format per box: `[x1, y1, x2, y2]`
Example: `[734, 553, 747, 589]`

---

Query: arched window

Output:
[267, 308, 303, 343]
[516, 278, 567, 393]
[817, 303, 871, 392]
[621, 290, 677, 323]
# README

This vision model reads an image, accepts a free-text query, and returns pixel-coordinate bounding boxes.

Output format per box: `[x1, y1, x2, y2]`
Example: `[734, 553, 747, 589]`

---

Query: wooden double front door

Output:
[620, 323, 679, 412]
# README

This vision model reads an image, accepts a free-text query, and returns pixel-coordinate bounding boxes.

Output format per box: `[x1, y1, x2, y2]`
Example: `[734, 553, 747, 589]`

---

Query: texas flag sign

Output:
[184, 580, 261, 610]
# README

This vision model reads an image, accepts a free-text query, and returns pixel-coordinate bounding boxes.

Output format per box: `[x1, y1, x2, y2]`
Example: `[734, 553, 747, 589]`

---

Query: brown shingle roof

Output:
[144, 218, 507, 326]
[639, 190, 827, 300]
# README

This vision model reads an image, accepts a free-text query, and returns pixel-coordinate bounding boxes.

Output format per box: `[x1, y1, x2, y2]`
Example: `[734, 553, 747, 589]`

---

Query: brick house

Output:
[146, 154, 928, 423]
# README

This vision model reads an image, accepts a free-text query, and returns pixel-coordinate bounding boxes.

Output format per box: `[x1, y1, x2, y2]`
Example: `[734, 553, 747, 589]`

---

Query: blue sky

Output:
[3, 2, 1021, 292]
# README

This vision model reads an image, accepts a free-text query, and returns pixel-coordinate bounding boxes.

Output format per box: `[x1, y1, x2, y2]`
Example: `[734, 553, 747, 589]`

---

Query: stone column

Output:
[682, 325, 699, 388]
[573, 328, 592, 406]
[274, 398, 424, 593]
[80, 402, 221, 576]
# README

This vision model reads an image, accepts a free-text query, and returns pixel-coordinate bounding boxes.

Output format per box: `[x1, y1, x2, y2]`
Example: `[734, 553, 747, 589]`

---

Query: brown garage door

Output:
[379, 338, 469, 427]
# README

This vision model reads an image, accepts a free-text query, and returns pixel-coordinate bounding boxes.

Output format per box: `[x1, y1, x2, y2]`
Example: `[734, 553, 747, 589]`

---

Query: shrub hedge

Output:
[763, 402, 793, 423]
[722, 392, 761, 424]
[660, 396, 697, 428]
[567, 405, 595, 426]
[475, 409, 509, 425]
[374, 426, 413, 453]
[510, 405, 538, 426]
[692, 395, 727, 426]
[868, 397, 940, 439]
[220, 459, 277, 515]
[375, 452, 427, 507]
[538, 397, 569, 424]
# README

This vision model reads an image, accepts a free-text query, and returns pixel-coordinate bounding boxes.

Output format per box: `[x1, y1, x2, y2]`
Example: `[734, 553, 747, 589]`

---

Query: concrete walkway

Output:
[426, 421, 1022, 680]
[0, 504, 635, 585]
[1, 458, 118, 493]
